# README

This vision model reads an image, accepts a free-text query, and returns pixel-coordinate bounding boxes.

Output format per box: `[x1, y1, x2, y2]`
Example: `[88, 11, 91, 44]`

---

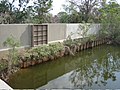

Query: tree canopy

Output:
[0, 0, 120, 25]
[61, 0, 103, 23]
[99, 0, 120, 44]
[0, 0, 53, 24]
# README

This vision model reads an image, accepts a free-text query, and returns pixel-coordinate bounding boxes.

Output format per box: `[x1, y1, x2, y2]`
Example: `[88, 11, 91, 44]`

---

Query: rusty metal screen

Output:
[32, 25, 48, 47]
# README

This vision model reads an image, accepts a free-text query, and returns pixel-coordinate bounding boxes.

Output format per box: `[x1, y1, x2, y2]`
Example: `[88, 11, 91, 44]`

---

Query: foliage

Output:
[32, 45, 50, 58]
[57, 12, 69, 23]
[63, 37, 80, 47]
[32, 0, 53, 24]
[31, 42, 64, 59]
[3, 35, 19, 75]
[49, 42, 64, 55]
[0, 0, 53, 24]
[0, 61, 7, 71]
[63, 0, 102, 23]
[3, 35, 20, 64]
[63, 38, 73, 47]
[57, 11, 81, 23]
[0, 0, 11, 24]
[24, 51, 31, 61]
[87, 34, 97, 41]
[99, 0, 120, 44]
[0, 0, 30, 24]
[64, 22, 94, 46]
[77, 22, 91, 43]
[3, 35, 19, 48]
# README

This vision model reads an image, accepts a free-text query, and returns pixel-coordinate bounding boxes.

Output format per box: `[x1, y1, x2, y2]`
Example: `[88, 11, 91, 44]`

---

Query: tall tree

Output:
[57, 12, 69, 23]
[12, 0, 30, 23]
[0, 0, 53, 24]
[32, 0, 53, 23]
[57, 11, 82, 23]
[64, 0, 102, 23]
[99, 0, 120, 44]
[0, 0, 11, 23]
[0, 0, 30, 23]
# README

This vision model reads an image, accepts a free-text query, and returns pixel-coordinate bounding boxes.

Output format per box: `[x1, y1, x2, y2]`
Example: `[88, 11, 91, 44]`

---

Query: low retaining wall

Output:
[0, 38, 108, 82]
[19, 38, 108, 69]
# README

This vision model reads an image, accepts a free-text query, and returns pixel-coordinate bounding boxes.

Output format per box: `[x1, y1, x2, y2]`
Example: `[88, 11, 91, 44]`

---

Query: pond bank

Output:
[0, 38, 108, 82]
[19, 38, 108, 69]
[8, 45, 120, 89]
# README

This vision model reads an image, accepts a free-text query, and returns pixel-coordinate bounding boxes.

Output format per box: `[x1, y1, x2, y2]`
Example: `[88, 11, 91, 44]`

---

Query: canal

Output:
[8, 45, 120, 89]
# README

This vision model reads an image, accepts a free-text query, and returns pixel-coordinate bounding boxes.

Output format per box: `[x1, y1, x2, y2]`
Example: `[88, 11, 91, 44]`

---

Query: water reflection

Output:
[69, 45, 120, 89]
[8, 45, 120, 89]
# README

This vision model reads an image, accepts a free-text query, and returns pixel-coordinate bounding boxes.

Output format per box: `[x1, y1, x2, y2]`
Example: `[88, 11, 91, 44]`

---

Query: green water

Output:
[8, 45, 120, 89]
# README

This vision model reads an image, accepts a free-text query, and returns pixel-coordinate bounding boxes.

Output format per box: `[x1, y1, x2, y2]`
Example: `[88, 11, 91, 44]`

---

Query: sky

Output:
[6, 0, 66, 15]
[50, 0, 66, 15]
[51, 0, 120, 15]
[1, 0, 120, 15]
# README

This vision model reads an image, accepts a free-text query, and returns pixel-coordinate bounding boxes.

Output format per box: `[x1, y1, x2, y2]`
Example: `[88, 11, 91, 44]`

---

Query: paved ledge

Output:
[0, 79, 13, 90]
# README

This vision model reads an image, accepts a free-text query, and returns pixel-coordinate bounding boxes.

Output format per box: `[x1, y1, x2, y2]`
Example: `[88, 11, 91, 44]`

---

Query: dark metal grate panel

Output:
[32, 25, 48, 47]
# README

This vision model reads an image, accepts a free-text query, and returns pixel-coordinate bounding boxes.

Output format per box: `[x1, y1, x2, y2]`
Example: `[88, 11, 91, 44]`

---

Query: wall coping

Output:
[0, 79, 13, 90]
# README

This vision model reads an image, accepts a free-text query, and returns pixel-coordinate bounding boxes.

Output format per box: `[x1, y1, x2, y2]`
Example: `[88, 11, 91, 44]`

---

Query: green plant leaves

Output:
[30, 42, 64, 59]
[3, 35, 20, 48]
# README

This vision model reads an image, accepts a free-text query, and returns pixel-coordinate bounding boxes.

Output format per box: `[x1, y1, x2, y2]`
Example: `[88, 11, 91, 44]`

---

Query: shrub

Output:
[49, 42, 64, 55]
[32, 45, 50, 58]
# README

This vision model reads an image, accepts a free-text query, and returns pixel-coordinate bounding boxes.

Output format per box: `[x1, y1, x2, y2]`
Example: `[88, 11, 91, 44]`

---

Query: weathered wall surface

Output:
[87, 24, 101, 35]
[66, 24, 101, 39]
[0, 24, 32, 50]
[48, 24, 66, 43]
[66, 24, 80, 39]
[0, 23, 101, 51]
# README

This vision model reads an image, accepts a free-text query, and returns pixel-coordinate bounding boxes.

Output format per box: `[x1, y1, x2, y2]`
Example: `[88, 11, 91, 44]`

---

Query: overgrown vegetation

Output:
[3, 35, 19, 76]
[0, 0, 53, 24]
[99, 0, 120, 45]
[0, 33, 108, 81]
[0, 60, 7, 71]
[1, 0, 120, 81]
[19, 42, 65, 63]
[0, 0, 118, 24]
[64, 22, 92, 46]
[62, 0, 102, 23]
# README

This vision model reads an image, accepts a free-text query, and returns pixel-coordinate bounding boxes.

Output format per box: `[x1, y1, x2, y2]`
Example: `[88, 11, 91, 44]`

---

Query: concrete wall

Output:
[87, 24, 101, 35]
[66, 24, 80, 39]
[0, 24, 32, 50]
[48, 24, 66, 43]
[48, 23, 101, 43]
[0, 23, 101, 50]
[66, 24, 101, 39]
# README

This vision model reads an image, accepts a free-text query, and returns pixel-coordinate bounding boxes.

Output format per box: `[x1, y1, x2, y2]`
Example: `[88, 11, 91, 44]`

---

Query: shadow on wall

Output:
[20, 25, 32, 48]
[87, 24, 101, 35]
[0, 24, 32, 50]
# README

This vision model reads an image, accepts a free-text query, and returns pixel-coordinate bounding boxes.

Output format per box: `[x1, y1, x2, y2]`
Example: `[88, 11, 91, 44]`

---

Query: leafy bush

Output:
[99, 1, 120, 44]
[0, 58, 8, 72]
[87, 34, 97, 41]
[3, 35, 19, 65]
[49, 42, 64, 55]
[0, 63, 7, 71]
[3, 35, 19, 76]
[30, 42, 64, 59]
[32, 45, 50, 58]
